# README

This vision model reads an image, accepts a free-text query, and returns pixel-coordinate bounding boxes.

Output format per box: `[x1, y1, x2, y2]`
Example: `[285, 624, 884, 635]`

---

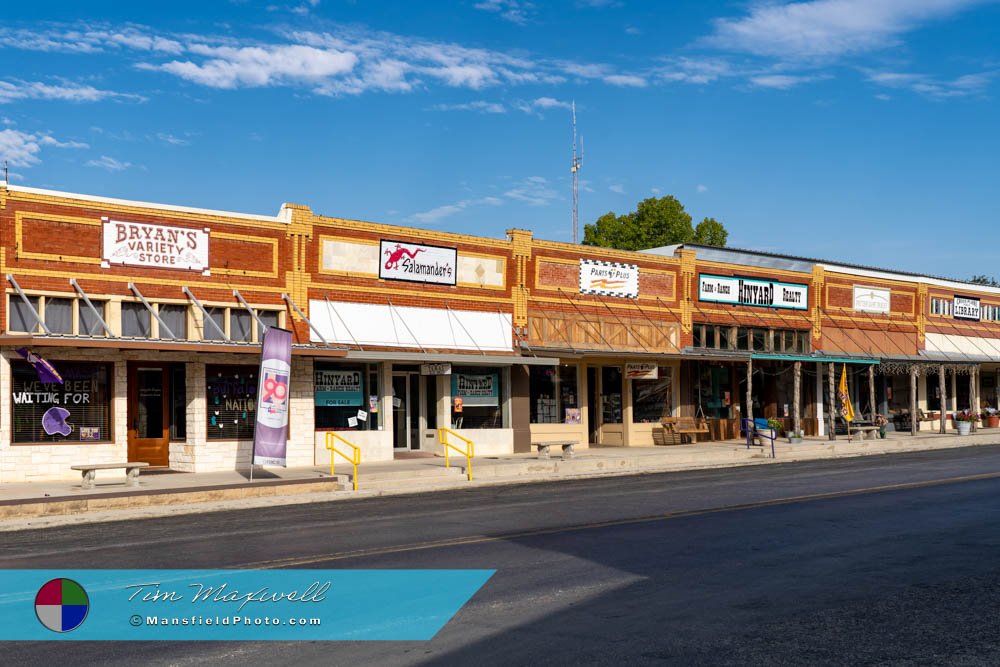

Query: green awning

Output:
[751, 353, 880, 365]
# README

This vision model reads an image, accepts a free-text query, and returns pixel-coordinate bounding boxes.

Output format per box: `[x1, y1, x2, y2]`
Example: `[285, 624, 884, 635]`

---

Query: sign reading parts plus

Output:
[954, 296, 982, 321]
[580, 259, 639, 298]
[103, 220, 209, 272]
[698, 274, 808, 310]
[379, 240, 457, 285]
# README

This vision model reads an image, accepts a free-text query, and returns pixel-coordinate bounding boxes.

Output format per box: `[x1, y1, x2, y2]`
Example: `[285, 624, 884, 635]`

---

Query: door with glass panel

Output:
[127, 363, 170, 466]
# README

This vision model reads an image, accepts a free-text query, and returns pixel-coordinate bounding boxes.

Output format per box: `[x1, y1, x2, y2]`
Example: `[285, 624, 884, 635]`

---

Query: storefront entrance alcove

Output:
[391, 369, 438, 450]
[127, 362, 185, 467]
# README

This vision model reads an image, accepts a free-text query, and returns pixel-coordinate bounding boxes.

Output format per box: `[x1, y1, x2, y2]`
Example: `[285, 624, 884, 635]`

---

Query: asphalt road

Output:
[7, 445, 1000, 665]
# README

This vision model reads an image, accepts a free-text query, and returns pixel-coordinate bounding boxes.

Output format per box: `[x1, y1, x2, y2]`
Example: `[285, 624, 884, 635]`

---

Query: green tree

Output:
[582, 195, 727, 251]
[970, 274, 1000, 287]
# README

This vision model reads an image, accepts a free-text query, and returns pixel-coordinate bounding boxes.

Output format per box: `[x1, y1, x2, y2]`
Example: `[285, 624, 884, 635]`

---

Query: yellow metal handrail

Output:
[325, 432, 361, 491]
[437, 428, 474, 481]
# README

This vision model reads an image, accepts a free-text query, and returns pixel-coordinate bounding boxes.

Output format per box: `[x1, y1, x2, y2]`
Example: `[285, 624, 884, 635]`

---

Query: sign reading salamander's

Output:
[699, 274, 809, 310]
[102, 220, 209, 272]
[379, 240, 457, 285]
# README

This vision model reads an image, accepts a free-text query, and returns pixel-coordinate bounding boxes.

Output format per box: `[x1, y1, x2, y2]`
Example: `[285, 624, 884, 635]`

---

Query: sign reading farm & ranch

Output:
[103, 220, 209, 272]
[698, 274, 808, 310]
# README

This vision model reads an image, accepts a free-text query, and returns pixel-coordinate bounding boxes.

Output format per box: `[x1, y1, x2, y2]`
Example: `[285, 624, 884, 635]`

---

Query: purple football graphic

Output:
[42, 407, 73, 437]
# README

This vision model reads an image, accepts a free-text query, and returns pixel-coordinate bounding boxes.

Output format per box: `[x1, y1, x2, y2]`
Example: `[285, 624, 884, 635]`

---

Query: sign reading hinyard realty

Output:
[102, 220, 209, 272]
[379, 240, 457, 285]
[698, 274, 808, 310]
[579, 259, 639, 298]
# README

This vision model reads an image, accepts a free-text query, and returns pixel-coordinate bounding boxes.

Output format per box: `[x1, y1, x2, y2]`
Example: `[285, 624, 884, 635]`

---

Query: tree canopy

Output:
[970, 274, 1000, 287]
[582, 195, 728, 251]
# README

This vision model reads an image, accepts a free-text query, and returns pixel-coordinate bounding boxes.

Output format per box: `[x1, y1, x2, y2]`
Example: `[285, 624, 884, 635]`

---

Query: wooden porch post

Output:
[793, 361, 802, 436]
[828, 362, 836, 441]
[970, 367, 978, 433]
[910, 366, 918, 436]
[868, 364, 877, 422]
[939, 365, 947, 434]
[746, 358, 753, 425]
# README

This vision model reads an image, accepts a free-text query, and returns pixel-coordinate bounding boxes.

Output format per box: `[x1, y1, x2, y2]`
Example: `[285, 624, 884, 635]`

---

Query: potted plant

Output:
[983, 408, 999, 428]
[954, 410, 978, 436]
[786, 429, 804, 444]
[874, 413, 889, 439]
[766, 418, 782, 441]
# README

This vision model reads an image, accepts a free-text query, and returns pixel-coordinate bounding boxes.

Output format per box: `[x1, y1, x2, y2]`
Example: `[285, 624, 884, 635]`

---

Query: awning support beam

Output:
[128, 283, 177, 339]
[70, 279, 114, 337]
[6, 274, 50, 334]
[232, 290, 267, 334]
[445, 301, 486, 355]
[324, 296, 364, 351]
[283, 293, 329, 346]
[386, 298, 426, 353]
[182, 286, 228, 342]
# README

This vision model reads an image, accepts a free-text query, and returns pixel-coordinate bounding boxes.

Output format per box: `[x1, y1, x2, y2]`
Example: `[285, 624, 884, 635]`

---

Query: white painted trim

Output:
[820, 264, 1000, 296]
[4, 183, 291, 224]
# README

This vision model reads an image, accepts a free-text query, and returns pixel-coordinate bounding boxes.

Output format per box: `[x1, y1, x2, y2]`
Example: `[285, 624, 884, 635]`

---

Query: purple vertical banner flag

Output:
[252, 327, 293, 467]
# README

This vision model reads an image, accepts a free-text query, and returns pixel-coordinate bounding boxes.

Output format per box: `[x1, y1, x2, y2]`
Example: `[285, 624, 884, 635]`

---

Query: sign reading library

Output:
[579, 260, 639, 299]
[103, 220, 209, 271]
[698, 274, 808, 310]
[954, 296, 982, 321]
[379, 240, 457, 285]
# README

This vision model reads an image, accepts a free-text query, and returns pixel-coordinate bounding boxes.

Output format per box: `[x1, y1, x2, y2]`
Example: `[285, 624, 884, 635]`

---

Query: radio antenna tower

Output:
[571, 101, 583, 244]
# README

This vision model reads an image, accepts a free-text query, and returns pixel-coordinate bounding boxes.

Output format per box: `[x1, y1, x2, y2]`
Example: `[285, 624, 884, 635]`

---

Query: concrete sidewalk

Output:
[2, 428, 999, 531]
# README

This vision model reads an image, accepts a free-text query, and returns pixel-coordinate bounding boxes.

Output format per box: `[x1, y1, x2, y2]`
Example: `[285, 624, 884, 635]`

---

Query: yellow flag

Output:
[838, 364, 855, 423]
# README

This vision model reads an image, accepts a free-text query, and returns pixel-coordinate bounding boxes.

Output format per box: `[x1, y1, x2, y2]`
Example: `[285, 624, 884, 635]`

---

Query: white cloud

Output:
[505, 176, 558, 206]
[609, 183, 625, 194]
[749, 74, 821, 89]
[603, 74, 647, 87]
[0, 129, 87, 167]
[85, 155, 132, 171]
[696, 184, 709, 193]
[874, 93, 892, 100]
[514, 96, 573, 115]
[657, 57, 734, 85]
[432, 100, 506, 113]
[474, 0, 535, 25]
[865, 68, 994, 98]
[409, 195, 502, 224]
[156, 132, 190, 145]
[0, 80, 144, 104]
[705, 0, 988, 60]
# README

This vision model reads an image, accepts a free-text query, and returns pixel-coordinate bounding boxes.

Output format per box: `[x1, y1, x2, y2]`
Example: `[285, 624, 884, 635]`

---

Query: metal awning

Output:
[0, 334, 348, 357]
[342, 350, 556, 366]
[758, 353, 880, 365]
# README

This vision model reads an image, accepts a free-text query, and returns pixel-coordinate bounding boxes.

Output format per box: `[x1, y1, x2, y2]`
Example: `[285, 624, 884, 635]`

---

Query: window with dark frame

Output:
[11, 361, 112, 443]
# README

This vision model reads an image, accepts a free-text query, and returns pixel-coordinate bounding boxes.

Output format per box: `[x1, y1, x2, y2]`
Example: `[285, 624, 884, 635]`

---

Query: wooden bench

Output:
[533, 440, 577, 460]
[71, 462, 150, 489]
[661, 417, 710, 444]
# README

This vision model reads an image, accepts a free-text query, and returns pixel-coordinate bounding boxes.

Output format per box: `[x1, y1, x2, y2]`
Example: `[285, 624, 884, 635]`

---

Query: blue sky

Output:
[2, 1, 999, 279]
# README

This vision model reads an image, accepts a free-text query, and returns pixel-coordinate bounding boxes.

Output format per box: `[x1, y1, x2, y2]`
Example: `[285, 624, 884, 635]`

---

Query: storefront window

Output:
[601, 366, 623, 424]
[452, 367, 506, 429]
[315, 363, 380, 430]
[530, 364, 580, 424]
[632, 367, 673, 423]
[9, 296, 39, 332]
[158, 305, 187, 339]
[231, 311, 253, 342]
[44, 298, 73, 334]
[11, 361, 112, 443]
[203, 307, 226, 341]
[258, 311, 280, 338]
[206, 365, 257, 440]
[79, 300, 107, 336]
[122, 302, 151, 337]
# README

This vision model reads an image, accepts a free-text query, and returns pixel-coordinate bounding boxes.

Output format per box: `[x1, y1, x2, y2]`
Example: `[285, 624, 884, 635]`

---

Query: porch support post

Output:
[868, 364, 877, 422]
[746, 358, 753, 425]
[971, 367, 978, 433]
[939, 365, 947, 434]
[910, 366, 918, 436]
[793, 361, 802, 436]
[828, 362, 836, 441]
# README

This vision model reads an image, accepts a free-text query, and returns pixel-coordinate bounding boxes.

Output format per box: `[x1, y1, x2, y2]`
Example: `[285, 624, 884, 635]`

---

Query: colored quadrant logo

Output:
[35, 578, 89, 633]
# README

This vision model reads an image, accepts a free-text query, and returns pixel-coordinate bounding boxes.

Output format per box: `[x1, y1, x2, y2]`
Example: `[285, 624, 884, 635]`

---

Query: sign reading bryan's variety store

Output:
[102, 220, 209, 271]
[698, 274, 808, 310]
[379, 240, 457, 285]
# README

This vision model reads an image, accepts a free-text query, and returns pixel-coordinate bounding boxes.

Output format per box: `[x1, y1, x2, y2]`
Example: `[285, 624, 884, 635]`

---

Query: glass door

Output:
[392, 373, 419, 449]
[127, 363, 170, 466]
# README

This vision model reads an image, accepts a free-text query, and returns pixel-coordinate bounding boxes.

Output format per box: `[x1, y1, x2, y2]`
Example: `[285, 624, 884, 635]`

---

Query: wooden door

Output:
[128, 363, 170, 466]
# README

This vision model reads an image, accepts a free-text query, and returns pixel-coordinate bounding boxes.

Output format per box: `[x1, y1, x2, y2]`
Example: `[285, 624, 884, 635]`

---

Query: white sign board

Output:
[954, 296, 982, 321]
[698, 274, 808, 310]
[625, 363, 658, 380]
[379, 240, 457, 285]
[420, 363, 452, 376]
[103, 220, 209, 272]
[579, 260, 639, 299]
[853, 286, 891, 314]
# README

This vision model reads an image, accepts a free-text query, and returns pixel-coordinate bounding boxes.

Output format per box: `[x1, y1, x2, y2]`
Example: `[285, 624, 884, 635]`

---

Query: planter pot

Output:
[879, 428, 887, 439]
[927, 412, 940, 421]
[957, 421, 972, 436]
[787, 436, 803, 444]
[986, 416, 999, 428]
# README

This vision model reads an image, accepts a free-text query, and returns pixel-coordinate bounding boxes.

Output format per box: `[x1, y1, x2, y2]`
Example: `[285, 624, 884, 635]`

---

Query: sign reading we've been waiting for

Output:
[102, 220, 209, 272]
[954, 296, 982, 321]
[579, 259, 639, 298]
[379, 240, 457, 285]
[698, 274, 808, 310]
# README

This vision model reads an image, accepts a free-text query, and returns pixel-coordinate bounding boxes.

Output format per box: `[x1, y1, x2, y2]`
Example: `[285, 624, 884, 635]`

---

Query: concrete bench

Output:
[851, 425, 880, 440]
[71, 462, 150, 489]
[533, 441, 577, 460]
